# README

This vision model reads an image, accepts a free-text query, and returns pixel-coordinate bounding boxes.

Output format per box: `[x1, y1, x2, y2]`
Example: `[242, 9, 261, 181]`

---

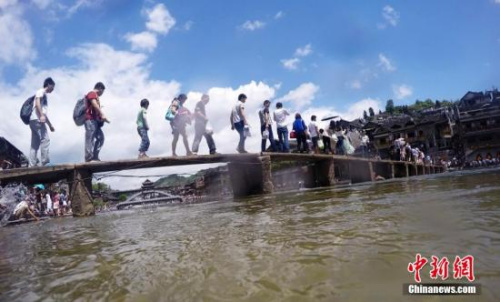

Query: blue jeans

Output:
[29, 120, 50, 166]
[85, 120, 105, 162]
[234, 121, 246, 152]
[138, 128, 150, 152]
[261, 125, 277, 152]
[277, 127, 289, 152]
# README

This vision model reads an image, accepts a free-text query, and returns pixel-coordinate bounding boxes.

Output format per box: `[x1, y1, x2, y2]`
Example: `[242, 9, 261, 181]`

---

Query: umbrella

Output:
[34, 184, 45, 190]
[321, 115, 339, 121]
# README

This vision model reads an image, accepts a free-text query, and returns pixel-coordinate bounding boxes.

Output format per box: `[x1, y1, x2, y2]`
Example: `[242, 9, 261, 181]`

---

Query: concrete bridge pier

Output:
[394, 162, 408, 178]
[68, 169, 95, 217]
[315, 159, 335, 186]
[228, 155, 273, 197]
[348, 160, 374, 183]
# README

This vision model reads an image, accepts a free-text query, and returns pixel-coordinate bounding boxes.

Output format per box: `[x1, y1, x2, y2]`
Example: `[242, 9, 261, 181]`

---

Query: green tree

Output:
[369, 107, 375, 117]
[363, 110, 368, 120]
[119, 194, 128, 202]
[385, 99, 395, 115]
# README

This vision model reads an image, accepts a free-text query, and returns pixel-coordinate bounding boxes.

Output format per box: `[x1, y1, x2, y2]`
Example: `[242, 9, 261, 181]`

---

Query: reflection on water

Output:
[1, 168, 500, 301]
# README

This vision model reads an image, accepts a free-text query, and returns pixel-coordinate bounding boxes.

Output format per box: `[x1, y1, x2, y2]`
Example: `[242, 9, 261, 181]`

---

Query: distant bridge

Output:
[0, 153, 445, 216]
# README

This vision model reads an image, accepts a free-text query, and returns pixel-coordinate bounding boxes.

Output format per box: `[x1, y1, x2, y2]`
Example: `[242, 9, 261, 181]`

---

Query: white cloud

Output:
[348, 80, 362, 90]
[32, 0, 52, 10]
[274, 11, 284, 19]
[0, 2, 35, 65]
[1, 43, 181, 169]
[495, 0, 500, 4]
[281, 58, 300, 70]
[294, 44, 312, 57]
[67, 0, 99, 17]
[183, 21, 193, 31]
[275, 82, 319, 110]
[393, 84, 413, 100]
[378, 53, 396, 72]
[382, 5, 400, 27]
[125, 31, 158, 52]
[241, 20, 265, 31]
[145, 3, 176, 35]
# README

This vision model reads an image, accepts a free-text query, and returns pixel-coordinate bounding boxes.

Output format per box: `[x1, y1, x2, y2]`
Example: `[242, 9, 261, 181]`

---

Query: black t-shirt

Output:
[194, 101, 206, 123]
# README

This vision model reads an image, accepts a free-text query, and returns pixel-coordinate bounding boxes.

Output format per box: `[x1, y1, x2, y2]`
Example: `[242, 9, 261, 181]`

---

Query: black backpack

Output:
[20, 96, 35, 125]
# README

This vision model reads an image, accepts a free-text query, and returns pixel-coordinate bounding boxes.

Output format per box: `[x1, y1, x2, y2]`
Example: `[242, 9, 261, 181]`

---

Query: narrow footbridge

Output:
[0, 153, 445, 216]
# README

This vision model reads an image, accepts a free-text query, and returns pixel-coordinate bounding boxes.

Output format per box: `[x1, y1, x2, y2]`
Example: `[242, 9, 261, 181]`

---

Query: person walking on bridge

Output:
[259, 100, 277, 152]
[192, 94, 217, 155]
[231, 93, 249, 153]
[137, 99, 150, 158]
[170, 93, 192, 156]
[29, 77, 55, 167]
[84, 82, 109, 162]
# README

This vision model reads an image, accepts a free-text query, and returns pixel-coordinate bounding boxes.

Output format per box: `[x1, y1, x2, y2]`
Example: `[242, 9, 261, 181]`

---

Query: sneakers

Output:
[210, 151, 221, 155]
[237, 149, 249, 154]
[138, 153, 149, 159]
[191, 152, 198, 156]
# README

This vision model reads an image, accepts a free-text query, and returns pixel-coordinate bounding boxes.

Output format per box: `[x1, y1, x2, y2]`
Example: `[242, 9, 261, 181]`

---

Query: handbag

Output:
[290, 130, 296, 139]
[262, 129, 269, 139]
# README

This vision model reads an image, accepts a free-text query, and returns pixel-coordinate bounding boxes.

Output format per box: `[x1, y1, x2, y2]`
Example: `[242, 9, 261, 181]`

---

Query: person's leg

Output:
[312, 137, 318, 154]
[192, 126, 204, 153]
[180, 127, 192, 155]
[283, 128, 289, 152]
[93, 126, 105, 161]
[84, 120, 97, 162]
[234, 121, 245, 152]
[277, 127, 284, 152]
[172, 132, 179, 156]
[39, 123, 50, 165]
[261, 124, 267, 152]
[29, 121, 41, 167]
[296, 132, 303, 152]
[204, 133, 217, 154]
[268, 127, 277, 151]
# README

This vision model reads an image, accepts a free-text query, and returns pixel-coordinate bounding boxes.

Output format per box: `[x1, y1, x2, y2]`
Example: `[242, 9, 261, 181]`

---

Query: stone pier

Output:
[228, 155, 273, 197]
[68, 169, 95, 217]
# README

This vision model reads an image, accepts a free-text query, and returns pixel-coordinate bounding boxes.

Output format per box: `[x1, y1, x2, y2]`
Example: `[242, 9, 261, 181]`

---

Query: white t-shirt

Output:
[30, 88, 48, 121]
[273, 108, 289, 128]
[231, 101, 245, 123]
[308, 121, 318, 137]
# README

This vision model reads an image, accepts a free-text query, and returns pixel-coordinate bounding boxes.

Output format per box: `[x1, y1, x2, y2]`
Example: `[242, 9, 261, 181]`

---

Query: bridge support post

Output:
[69, 169, 95, 217]
[228, 155, 273, 197]
[315, 159, 335, 186]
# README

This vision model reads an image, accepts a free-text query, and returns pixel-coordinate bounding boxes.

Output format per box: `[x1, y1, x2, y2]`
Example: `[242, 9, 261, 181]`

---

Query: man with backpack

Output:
[84, 82, 109, 162]
[29, 77, 55, 167]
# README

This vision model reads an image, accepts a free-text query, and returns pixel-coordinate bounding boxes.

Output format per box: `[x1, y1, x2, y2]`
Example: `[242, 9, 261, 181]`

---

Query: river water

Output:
[1, 168, 499, 301]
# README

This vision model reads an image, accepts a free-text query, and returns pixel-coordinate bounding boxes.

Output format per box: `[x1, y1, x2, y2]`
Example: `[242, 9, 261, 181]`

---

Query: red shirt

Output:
[85, 91, 101, 121]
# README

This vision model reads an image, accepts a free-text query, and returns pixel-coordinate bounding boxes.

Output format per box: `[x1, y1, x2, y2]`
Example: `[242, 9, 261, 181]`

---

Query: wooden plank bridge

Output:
[0, 153, 445, 217]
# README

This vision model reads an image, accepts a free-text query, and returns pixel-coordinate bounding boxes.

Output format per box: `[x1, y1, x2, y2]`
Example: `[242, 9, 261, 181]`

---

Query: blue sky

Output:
[1, 0, 499, 188]
[4, 0, 499, 108]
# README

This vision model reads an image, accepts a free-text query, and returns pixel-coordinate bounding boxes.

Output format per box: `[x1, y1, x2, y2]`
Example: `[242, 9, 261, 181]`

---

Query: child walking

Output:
[137, 99, 150, 158]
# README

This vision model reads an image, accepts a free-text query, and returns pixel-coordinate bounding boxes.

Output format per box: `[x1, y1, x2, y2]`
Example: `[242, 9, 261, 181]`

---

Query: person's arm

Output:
[230, 112, 234, 130]
[90, 99, 109, 123]
[143, 111, 149, 130]
[273, 112, 277, 122]
[240, 106, 248, 125]
[34, 97, 45, 123]
[45, 116, 55, 132]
